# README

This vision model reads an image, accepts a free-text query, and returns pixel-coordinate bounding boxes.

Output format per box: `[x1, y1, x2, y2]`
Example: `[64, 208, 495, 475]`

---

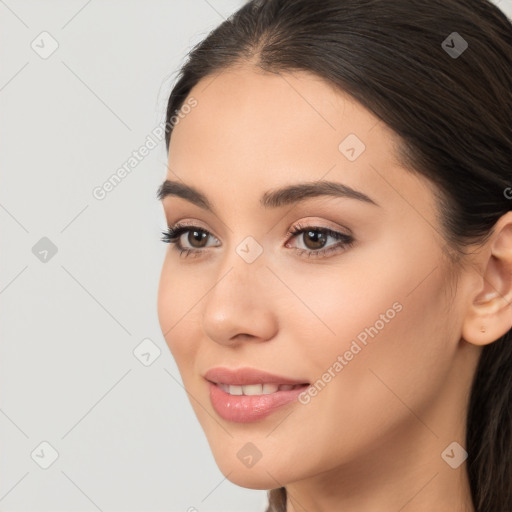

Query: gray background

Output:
[1, 1, 511, 511]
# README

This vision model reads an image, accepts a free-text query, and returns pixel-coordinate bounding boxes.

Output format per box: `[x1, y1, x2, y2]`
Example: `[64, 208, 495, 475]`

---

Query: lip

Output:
[204, 366, 310, 423]
[207, 381, 309, 423]
[203, 366, 309, 386]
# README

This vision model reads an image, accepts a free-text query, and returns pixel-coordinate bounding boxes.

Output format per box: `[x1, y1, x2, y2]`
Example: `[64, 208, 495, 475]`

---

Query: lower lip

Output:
[207, 381, 309, 423]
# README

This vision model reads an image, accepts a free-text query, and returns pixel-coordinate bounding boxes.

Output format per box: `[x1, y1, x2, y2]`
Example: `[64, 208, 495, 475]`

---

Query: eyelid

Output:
[280, 217, 353, 242]
[167, 219, 220, 240]
[167, 217, 351, 240]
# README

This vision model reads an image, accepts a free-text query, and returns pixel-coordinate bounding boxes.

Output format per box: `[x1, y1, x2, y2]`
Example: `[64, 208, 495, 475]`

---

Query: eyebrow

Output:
[156, 179, 379, 211]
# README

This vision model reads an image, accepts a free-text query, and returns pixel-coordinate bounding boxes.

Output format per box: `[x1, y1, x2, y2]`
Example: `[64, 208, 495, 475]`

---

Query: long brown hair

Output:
[163, 1, 512, 510]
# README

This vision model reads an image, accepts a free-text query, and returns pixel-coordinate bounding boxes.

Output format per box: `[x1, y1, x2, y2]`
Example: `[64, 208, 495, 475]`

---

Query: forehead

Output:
[166, 65, 436, 222]
[170, 65, 386, 163]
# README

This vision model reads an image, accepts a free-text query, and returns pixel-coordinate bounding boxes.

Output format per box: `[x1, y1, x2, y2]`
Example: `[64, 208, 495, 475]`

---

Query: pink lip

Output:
[203, 366, 309, 386]
[204, 367, 310, 423]
[207, 381, 308, 423]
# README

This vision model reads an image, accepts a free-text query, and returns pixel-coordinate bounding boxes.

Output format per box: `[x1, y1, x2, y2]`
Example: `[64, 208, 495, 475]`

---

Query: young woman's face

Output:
[157, 65, 480, 489]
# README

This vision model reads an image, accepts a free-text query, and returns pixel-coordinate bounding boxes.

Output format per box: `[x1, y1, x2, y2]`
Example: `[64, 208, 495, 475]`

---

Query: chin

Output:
[209, 449, 290, 490]
[222, 468, 282, 490]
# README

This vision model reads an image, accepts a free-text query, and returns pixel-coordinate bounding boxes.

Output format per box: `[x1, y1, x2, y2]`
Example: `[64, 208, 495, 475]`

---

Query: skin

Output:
[157, 63, 512, 512]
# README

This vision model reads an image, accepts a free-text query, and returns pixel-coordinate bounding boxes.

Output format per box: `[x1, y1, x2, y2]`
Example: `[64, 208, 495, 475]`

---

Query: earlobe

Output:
[462, 212, 512, 347]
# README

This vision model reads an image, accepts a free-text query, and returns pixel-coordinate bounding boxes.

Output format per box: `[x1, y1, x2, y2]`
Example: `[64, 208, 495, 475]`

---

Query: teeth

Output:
[229, 385, 243, 395]
[243, 384, 264, 395]
[218, 383, 304, 395]
[262, 383, 279, 394]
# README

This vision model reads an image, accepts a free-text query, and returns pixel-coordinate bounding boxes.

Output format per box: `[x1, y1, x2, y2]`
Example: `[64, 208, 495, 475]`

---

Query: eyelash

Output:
[160, 222, 355, 259]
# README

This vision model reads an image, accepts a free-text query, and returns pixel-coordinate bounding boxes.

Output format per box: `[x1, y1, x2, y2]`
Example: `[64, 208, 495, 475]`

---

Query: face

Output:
[157, 65, 478, 489]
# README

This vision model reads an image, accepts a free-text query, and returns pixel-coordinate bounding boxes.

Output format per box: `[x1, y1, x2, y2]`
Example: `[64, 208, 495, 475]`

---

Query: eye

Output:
[160, 223, 219, 258]
[161, 221, 355, 259]
[285, 222, 354, 258]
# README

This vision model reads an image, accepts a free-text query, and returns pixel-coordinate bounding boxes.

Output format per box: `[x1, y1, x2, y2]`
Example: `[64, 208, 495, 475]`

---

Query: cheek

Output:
[157, 257, 201, 367]
[293, 252, 453, 444]
[211, 266, 453, 485]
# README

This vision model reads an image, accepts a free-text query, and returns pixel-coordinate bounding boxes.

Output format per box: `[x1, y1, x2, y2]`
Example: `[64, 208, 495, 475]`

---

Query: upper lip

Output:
[204, 367, 309, 386]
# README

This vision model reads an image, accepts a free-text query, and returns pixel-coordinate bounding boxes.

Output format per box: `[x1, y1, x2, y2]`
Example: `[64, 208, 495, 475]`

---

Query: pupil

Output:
[305, 230, 325, 249]
[189, 230, 207, 247]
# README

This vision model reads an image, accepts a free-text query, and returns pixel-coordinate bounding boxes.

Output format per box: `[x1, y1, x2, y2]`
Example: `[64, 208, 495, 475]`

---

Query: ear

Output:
[462, 211, 512, 346]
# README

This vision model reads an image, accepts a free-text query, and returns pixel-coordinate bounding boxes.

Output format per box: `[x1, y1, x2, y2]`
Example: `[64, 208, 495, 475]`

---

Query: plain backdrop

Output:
[1, 1, 511, 511]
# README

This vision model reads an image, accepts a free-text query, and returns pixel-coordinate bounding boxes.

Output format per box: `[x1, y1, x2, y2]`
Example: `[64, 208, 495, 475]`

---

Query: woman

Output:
[156, 0, 512, 510]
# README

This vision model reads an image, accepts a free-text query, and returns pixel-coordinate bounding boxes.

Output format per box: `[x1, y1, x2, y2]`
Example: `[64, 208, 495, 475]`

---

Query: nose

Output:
[201, 253, 279, 347]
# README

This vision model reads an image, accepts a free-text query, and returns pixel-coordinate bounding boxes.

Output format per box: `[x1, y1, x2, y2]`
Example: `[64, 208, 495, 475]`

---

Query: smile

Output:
[216, 382, 307, 395]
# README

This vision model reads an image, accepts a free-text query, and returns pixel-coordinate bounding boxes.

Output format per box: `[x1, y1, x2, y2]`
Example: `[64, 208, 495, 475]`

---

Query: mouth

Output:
[203, 367, 311, 423]
[209, 382, 309, 395]
[203, 366, 309, 388]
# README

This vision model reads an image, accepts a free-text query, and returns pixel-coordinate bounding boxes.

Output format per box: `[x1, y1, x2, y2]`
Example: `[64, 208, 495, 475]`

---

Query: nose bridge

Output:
[215, 231, 268, 290]
[201, 236, 278, 344]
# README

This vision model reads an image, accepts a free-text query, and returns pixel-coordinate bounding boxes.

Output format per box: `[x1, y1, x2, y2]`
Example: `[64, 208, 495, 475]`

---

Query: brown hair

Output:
[163, 1, 512, 510]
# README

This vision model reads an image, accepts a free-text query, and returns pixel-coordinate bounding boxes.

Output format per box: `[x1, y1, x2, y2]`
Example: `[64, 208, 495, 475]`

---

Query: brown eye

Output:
[186, 229, 209, 248]
[161, 224, 221, 257]
[301, 229, 328, 250]
[287, 224, 355, 259]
